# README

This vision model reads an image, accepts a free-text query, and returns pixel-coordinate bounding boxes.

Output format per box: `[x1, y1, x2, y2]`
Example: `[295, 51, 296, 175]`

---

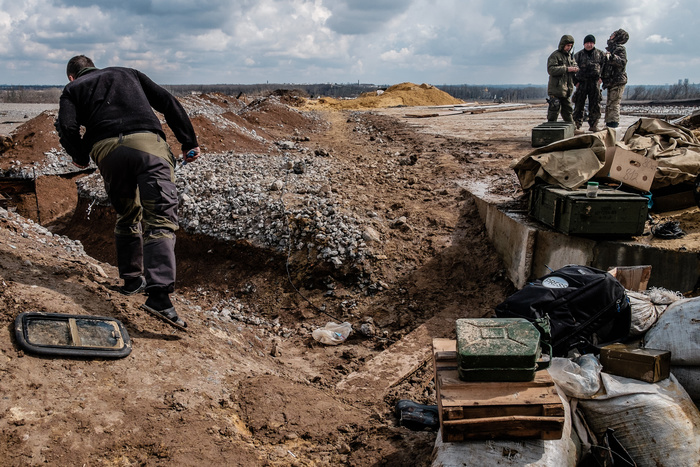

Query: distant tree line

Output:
[0, 86, 62, 103]
[161, 83, 385, 99]
[626, 80, 700, 101]
[2, 81, 700, 104]
[435, 84, 548, 102]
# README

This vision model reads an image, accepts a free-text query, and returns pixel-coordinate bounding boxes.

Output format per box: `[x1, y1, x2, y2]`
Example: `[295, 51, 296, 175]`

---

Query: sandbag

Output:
[578, 373, 700, 467]
[627, 287, 681, 336]
[671, 366, 700, 402]
[644, 296, 700, 365]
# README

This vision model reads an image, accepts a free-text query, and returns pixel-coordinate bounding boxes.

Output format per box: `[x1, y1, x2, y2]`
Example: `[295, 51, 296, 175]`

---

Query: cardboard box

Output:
[608, 265, 652, 291]
[600, 343, 671, 383]
[595, 146, 658, 192]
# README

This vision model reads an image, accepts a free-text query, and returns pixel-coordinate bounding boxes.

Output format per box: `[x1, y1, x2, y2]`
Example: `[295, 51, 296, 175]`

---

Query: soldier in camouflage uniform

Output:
[573, 35, 606, 132]
[547, 35, 579, 122]
[601, 29, 629, 128]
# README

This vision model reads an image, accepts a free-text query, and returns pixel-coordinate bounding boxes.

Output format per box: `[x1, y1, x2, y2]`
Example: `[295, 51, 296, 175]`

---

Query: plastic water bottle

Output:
[312, 322, 353, 345]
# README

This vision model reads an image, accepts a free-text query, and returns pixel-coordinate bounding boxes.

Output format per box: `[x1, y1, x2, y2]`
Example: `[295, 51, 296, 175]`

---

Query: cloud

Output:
[325, 0, 412, 35]
[645, 34, 672, 44]
[0, 0, 698, 85]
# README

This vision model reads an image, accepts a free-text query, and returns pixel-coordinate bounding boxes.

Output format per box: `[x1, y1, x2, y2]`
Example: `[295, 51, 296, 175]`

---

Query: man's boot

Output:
[142, 288, 187, 330]
[589, 121, 601, 132]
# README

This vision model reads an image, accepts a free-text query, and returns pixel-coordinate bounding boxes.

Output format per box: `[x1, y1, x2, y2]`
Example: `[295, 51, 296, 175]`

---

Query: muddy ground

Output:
[0, 91, 695, 466]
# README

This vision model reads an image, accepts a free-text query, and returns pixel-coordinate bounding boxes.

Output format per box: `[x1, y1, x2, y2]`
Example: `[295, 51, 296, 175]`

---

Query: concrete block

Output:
[473, 197, 535, 289]
[531, 230, 596, 279]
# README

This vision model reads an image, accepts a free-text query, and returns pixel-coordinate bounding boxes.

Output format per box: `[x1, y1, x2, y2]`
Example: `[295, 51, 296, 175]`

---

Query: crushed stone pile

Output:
[303, 82, 464, 110]
[76, 128, 378, 271]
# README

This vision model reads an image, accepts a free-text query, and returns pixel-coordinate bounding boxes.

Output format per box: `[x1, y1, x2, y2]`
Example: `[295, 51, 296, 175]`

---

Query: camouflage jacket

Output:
[547, 35, 577, 98]
[574, 48, 606, 84]
[601, 30, 629, 89]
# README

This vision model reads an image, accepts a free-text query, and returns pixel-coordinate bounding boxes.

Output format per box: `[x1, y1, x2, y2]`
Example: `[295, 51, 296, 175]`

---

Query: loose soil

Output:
[0, 86, 696, 466]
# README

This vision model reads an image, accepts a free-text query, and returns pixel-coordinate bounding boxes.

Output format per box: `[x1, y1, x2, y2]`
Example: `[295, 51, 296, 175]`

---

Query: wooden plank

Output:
[404, 113, 440, 118]
[439, 385, 561, 409]
[437, 367, 555, 389]
[443, 404, 565, 420]
[443, 415, 564, 430]
[444, 422, 564, 442]
[68, 318, 82, 346]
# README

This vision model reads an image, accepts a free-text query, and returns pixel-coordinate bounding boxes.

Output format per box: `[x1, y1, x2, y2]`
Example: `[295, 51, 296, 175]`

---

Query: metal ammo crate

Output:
[456, 318, 547, 382]
[529, 184, 648, 236]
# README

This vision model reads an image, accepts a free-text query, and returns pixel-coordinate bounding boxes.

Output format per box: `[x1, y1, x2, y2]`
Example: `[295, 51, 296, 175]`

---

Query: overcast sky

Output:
[0, 0, 697, 86]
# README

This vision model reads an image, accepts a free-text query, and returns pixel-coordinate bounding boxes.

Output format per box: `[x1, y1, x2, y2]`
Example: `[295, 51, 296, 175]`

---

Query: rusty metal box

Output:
[600, 343, 671, 383]
[456, 318, 546, 382]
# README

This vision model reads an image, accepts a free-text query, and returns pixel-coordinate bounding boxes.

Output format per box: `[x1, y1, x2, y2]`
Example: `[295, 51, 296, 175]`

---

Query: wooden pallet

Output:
[433, 338, 564, 442]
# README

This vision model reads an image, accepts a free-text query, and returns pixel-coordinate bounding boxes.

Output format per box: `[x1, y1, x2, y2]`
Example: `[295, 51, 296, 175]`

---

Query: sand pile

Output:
[303, 82, 464, 110]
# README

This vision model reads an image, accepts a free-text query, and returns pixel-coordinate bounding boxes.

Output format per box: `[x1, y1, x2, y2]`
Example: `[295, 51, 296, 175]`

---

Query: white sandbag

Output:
[432, 386, 577, 467]
[671, 366, 700, 402]
[578, 373, 700, 467]
[627, 287, 681, 335]
[644, 296, 700, 364]
[548, 355, 601, 399]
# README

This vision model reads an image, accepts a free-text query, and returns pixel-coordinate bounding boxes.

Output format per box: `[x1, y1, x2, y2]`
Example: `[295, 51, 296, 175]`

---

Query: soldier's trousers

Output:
[547, 95, 573, 122]
[91, 132, 179, 293]
[572, 81, 602, 128]
[605, 85, 625, 126]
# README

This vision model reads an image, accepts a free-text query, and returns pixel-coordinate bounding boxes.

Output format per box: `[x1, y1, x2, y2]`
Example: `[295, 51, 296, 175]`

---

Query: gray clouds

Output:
[0, 0, 697, 86]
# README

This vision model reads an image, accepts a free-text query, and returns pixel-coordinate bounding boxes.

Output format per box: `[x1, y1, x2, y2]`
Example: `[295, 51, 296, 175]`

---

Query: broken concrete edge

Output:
[467, 181, 700, 294]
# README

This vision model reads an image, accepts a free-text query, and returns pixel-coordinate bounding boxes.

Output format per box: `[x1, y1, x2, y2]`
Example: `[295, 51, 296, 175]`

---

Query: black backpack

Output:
[495, 265, 631, 356]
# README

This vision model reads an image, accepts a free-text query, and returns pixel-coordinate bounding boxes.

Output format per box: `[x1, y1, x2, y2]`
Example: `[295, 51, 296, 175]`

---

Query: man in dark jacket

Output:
[56, 55, 200, 330]
[573, 34, 606, 133]
[601, 29, 629, 128]
[547, 35, 579, 122]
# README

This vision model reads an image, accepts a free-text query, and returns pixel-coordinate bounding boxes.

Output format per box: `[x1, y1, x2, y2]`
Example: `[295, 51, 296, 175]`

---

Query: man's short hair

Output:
[66, 55, 95, 79]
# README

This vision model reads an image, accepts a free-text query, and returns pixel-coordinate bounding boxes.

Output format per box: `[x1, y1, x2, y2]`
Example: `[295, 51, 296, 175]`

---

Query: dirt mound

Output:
[303, 82, 464, 110]
[0, 94, 322, 171]
[1, 110, 59, 170]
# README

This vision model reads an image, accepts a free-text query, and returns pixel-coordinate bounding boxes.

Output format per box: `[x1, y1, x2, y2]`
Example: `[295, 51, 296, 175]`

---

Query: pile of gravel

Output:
[77, 145, 374, 269]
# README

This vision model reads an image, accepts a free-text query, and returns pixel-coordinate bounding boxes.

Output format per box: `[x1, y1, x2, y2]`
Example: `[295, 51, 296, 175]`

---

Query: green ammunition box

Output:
[456, 318, 547, 382]
[600, 343, 671, 383]
[529, 184, 648, 236]
[531, 122, 575, 147]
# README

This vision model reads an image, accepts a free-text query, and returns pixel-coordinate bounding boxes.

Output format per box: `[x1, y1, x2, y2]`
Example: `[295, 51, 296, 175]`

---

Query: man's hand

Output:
[183, 147, 200, 164]
[568, 66, 579, 73]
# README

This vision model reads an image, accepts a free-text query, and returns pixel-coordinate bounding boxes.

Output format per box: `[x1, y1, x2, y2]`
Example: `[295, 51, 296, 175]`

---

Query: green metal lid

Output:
[456, 318, 542, 370]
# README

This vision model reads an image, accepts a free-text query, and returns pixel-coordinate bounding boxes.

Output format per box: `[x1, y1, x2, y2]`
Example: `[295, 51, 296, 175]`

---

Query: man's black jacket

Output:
[57, 67, 198, 166]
